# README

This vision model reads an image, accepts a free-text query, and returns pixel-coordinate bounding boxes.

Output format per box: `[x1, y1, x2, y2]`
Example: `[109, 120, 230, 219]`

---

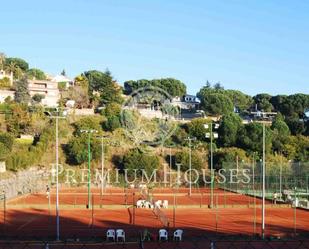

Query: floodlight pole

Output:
[55, 115, 60, 241]
[210, 122, 214, 209]
[262, 123, 266, 239]
[252, 153, 256, 235]
[205, 121, 218, 209]
[185, 137, 196, 196]
[81, 129, 98, 209]
[87, 132, 91, 208]
[95, 135, 108, 198]
[101, 136, 104, 196]
[45, 107, 67, 241]
[189, 138, 192, 196]
[166, 144, 175, 187]
[170, 146, 172, 187]
[279, 152, 282, 201]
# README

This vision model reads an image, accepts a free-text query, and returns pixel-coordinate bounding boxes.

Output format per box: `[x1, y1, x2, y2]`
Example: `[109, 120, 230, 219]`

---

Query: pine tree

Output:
[14, 76, 30, 104]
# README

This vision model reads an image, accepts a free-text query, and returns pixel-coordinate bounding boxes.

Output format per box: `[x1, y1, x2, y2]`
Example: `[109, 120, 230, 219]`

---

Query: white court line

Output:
[17, 217, 37, 231]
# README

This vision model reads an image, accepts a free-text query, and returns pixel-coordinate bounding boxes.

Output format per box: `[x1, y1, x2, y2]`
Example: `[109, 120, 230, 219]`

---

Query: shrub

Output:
[122, 147, 160, 177]
[0, 143, 9, 161]
[103, 115, 121, 131]
[66, 135, 101, 165]
[0, 77, 11, 88]
[5, 127, 53, 171]
[0, 132, 14, 151]
[175, 149, 204, 171]
[58, 82, 67, 91]
[73, 116, 103, 135]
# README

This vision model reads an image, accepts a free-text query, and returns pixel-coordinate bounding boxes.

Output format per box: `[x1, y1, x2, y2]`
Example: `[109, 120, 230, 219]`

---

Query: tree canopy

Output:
[14, 77, 30, 104]
[124, 78, 187, 97]
[175, 149, 204, 171]
[121, 147, 160, 177]
[5, 57, 29, 71]
[218, 113, 243, 147]
[27, 68, 46, 80]
[84, 69, 123, 105]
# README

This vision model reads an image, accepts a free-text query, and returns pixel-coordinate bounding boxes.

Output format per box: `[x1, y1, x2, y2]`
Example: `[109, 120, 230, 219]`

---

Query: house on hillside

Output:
[172, 94, 201, 110]
[51, 75, 74, 88]
[249, 110, 277, 121]
[28, 79, 60, 107]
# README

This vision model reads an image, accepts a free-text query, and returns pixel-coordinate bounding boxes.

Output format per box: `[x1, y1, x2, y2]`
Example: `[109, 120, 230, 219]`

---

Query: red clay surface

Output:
[7, 187, 269, 207]
[1, 187, 308, 242]
[1, 206, 309, 239]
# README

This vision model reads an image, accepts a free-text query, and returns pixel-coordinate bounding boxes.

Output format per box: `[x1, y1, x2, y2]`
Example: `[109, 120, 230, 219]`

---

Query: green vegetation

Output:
[5, 126, 53, 171]
[175, 149, 204, 171]
[66, 135, 102, 165]
[84, 69, 123, 106]
[0, 51, 308, 181]
[32, 93, 45, 104]
[0, 132, 14, 160]
[26, 68, 46, 80]
[5, 57, 29, 71]
[5, 104, 32, 136]
[121, 147, 160, 177]
[124, 78, 187, 97]
[14, 77, 30, 104]
[197, 83, 251, 115]
[0, 77, 11, 88]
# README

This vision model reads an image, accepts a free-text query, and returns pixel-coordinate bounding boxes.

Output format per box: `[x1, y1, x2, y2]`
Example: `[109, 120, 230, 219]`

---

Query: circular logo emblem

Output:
[120, 86, 179, 146]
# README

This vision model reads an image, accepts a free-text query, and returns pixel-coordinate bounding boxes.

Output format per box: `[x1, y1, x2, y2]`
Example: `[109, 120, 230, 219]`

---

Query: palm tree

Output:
[5, 61, 23, 79]
[0, 52, 6, 70]
[5, 61, 16, 73]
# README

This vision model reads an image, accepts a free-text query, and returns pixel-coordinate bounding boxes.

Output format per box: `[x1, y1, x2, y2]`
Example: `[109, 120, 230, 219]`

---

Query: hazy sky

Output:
[1, 0, 309, 96]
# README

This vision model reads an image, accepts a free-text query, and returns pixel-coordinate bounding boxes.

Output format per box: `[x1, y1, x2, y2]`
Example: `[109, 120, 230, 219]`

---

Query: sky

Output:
[1, 0, 309, 96]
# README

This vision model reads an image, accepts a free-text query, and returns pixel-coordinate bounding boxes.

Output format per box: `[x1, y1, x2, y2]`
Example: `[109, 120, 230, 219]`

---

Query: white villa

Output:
[51, 75, 74, 88]
[28, 79, 60, 107]
[172, 94, 201, 110]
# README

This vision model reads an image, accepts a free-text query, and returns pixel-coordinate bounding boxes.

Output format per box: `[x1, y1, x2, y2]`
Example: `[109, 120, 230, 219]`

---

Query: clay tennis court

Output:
[1, 206, 309, 239]
[1, 187, 309, 241]
[6, 187, 272, 207]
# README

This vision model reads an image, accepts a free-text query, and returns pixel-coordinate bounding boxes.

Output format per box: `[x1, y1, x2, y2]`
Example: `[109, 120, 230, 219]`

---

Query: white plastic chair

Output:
[106, 229, 115, 241]
[173, 229, 183, 241]
[159, 229, 168, 241]
[162, 200, 168, 209]
[293, 198, 299, 207]
[145, 201, 153, 209]
[155, 200, 162, 208]
[116, 229, 125, 242]
[136, 200, 144, 208]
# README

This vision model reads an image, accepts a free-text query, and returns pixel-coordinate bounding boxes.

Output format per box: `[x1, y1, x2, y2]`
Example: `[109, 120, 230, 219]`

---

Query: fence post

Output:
[215, 194, 218, 235]
[133, 192, 136, 225]
[173, 192, 176, 228]
[224, 183, 226, 208]
[91, 194, 94, 228]
[3, 192, 6, 236]
[294, 180, 297, 237]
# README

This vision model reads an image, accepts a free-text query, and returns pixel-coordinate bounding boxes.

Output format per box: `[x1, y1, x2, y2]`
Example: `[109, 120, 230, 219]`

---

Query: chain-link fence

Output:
[216, 162, 309, 208]
[0, 237, 309, 249]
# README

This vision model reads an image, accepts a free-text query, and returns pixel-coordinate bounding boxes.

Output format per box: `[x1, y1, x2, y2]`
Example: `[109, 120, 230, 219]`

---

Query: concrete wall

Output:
[0, 90, 14, 103]
[67, 108, 95, 116]
[0, 167, 49, 200]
